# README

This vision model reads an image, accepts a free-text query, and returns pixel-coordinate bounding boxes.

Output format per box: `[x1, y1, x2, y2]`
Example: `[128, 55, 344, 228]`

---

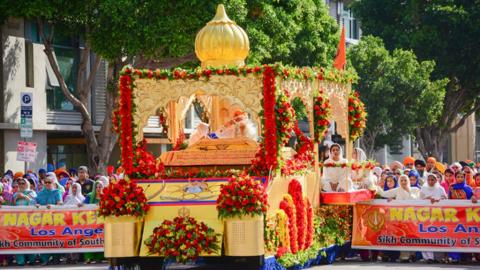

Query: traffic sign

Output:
[20, 92, 33, 138]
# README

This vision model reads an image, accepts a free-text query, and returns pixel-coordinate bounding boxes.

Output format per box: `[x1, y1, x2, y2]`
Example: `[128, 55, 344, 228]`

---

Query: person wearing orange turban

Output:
[426, 157, 436, 173]
[13, 172, 24, 180]
[403, 156, 415, 169]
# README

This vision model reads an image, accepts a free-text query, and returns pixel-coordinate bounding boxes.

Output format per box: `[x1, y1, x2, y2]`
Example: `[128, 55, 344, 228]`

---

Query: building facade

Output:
[0, 18, 109, 173]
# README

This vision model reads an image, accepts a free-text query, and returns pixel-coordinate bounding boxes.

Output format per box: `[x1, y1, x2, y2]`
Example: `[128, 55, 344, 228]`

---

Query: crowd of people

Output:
[0, 164, 119, 266]
[357, 154, 480, 264]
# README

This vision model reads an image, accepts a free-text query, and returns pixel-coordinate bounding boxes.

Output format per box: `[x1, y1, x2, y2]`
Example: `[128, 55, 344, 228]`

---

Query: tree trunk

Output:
[39, 20, 116, 175]
[415, 127, 445, 161]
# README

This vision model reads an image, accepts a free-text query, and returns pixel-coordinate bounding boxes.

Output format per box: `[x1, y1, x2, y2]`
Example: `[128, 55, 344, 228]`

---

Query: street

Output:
[2, 261, 479, 270]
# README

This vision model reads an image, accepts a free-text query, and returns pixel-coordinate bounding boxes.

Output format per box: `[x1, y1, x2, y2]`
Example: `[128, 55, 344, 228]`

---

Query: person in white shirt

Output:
[322, 143, 353, 192]
[419, 174, 447, 263]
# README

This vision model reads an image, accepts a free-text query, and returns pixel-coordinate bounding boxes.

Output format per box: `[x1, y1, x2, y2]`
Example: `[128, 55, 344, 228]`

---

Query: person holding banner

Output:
[35, 175, 63, 265]
[13, 178, 37, 266]
[377, 175, 420, 262]
[472, 173, 480, 203]
[420, 174, 447, 263]
[64, 183, 85, 264]
[84, 181, 105, 264]
[448, 171, 473, 263]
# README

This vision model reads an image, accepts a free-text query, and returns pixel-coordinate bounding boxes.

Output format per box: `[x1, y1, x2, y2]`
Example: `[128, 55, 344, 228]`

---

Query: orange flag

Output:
[333, 26, 346, 70]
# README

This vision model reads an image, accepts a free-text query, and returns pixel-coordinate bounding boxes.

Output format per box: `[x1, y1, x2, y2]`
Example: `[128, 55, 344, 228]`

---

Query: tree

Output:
[348, 36, 447, 157]
[351, 0, 480, 159]
[4, 0, 338, 173]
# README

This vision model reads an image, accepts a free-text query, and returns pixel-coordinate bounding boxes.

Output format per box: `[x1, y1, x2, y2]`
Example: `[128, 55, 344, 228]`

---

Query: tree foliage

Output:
[3, 0, 339, 171]
[351, 0, 480, 159]
[348, 36, 447, 156]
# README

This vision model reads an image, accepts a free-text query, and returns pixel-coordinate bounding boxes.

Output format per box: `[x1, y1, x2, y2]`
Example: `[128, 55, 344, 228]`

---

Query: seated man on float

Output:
[215, 110, 258, 141]
[322, 143, 354, 192]
[187, 110, 257, 147]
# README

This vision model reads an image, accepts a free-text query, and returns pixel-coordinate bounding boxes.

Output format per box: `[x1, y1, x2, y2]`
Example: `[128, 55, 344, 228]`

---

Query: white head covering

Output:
[420, 174, 447, 200]
[373, 167, 383, 178]
[64, 183, 85, 205]
[353, 147, 367, 162]
[97, 176, 109, 188]
[46, 173, 65, 193]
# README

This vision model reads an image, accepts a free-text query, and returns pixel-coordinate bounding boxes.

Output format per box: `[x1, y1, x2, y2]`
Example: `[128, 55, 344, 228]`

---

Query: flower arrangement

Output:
[351, 160, 376, 171]
[315, 205, 353, 247]
[281, 123, 314, 175]
[288, 180, 306, 250]
[305, 198, 314, 248]
[173, 131, 188, 151]
[275, 209, 290, 252]
[120, 64, 357, 85]
[144, 216, 220, 263]
[216, 175, 268, 219]
[265, 216, 280, 255]
[97, 179, 150, 218]
[313, 92, 331, 142]
[348, 91, 367, 141]
[131, 139, 164, 179]
[249, 142, 271, 176]
[275, 90, 296, 146]
[279, 194, 298, 254]
[322, 162, 348, 168]
[262, 66, 278, 171]
[160, 168, 241, 179]
[118, 73, 135, 175]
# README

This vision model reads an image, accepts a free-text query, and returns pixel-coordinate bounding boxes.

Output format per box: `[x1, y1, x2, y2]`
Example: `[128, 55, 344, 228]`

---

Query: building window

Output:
[46, 46, 79, 111]
[341, 7, 360, 40]
[47, 144, 88, 169]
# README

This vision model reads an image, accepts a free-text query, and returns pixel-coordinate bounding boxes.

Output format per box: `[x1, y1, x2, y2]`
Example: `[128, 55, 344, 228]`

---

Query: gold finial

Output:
[195, 4, 250, 68]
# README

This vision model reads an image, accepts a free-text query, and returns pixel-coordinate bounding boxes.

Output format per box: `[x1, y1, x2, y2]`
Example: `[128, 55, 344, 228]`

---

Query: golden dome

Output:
[195, 4, 250, 68]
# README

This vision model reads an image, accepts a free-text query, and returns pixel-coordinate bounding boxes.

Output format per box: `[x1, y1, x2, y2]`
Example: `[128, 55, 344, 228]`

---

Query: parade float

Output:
[104, 5, 369, 270]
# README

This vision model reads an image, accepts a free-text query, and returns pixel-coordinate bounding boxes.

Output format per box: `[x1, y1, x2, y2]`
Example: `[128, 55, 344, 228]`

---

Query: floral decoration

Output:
[97, 179, 150, 218]
[173, 131, 188, 151]
[144, 216, 220, 263]
[279, 194, 298, 254]
[265, 216, 280, 255]
[275, 90, 296, 146]
[275, 209, 290, 252]
[313, 91, 332, 142]
[281, 122, 314, 175]
[131, 139, 165, 179]
[118, 72, 135, 175]
[315, 205, 353, 247]
[305, 198, 314, 248]
[216, 175, 268, 219]
[348, 91, 367, 141]
[288, 179, 306, 250]
[120, 64, 357, 85]
[262, 66, 278, 171]
[160, 168, 241, 179]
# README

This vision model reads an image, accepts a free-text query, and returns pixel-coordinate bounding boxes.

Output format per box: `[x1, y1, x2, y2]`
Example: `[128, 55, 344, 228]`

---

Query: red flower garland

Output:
[288, 179, 306, 250]
[279, 195, 298, 254]
[313, 91, 332, 142]
[263, 66, 278, 171]
[348, 91, 367, 141]
[304, 198, 314, 248]
[119, 73, 134, 175]
[97, 179, 150, 217]
[275, 90, 295, 146]
[281, 122, 314, 175]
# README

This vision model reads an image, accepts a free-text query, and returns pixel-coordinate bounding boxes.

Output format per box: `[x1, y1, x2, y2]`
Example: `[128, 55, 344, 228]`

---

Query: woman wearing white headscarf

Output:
[322, 143, 354, 192]
[45, 172, 65, 196]
[64, 183, 85, 206]
[377, 175, 420, 262]
[419, 174, 447, 263]
[63, 182, 84, 264]
[351, 147, 376, 190]
[96, 176, 109, 188]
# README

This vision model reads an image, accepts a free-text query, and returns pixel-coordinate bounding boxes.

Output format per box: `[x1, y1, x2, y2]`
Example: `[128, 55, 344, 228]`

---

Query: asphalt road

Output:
[3, 261, 480, 270]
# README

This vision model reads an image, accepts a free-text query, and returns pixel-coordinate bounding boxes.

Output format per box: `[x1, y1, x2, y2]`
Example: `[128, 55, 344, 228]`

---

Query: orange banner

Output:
[352, 200, 480, 252]
[0, 205, 104, 254]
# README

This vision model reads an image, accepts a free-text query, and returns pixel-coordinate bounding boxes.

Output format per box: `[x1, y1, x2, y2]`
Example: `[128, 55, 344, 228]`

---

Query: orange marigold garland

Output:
[288, 179, 306, 250]
[348, 91, 367, 141]
[313, 91, 331, 142]
[279, 194, 298, 254]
